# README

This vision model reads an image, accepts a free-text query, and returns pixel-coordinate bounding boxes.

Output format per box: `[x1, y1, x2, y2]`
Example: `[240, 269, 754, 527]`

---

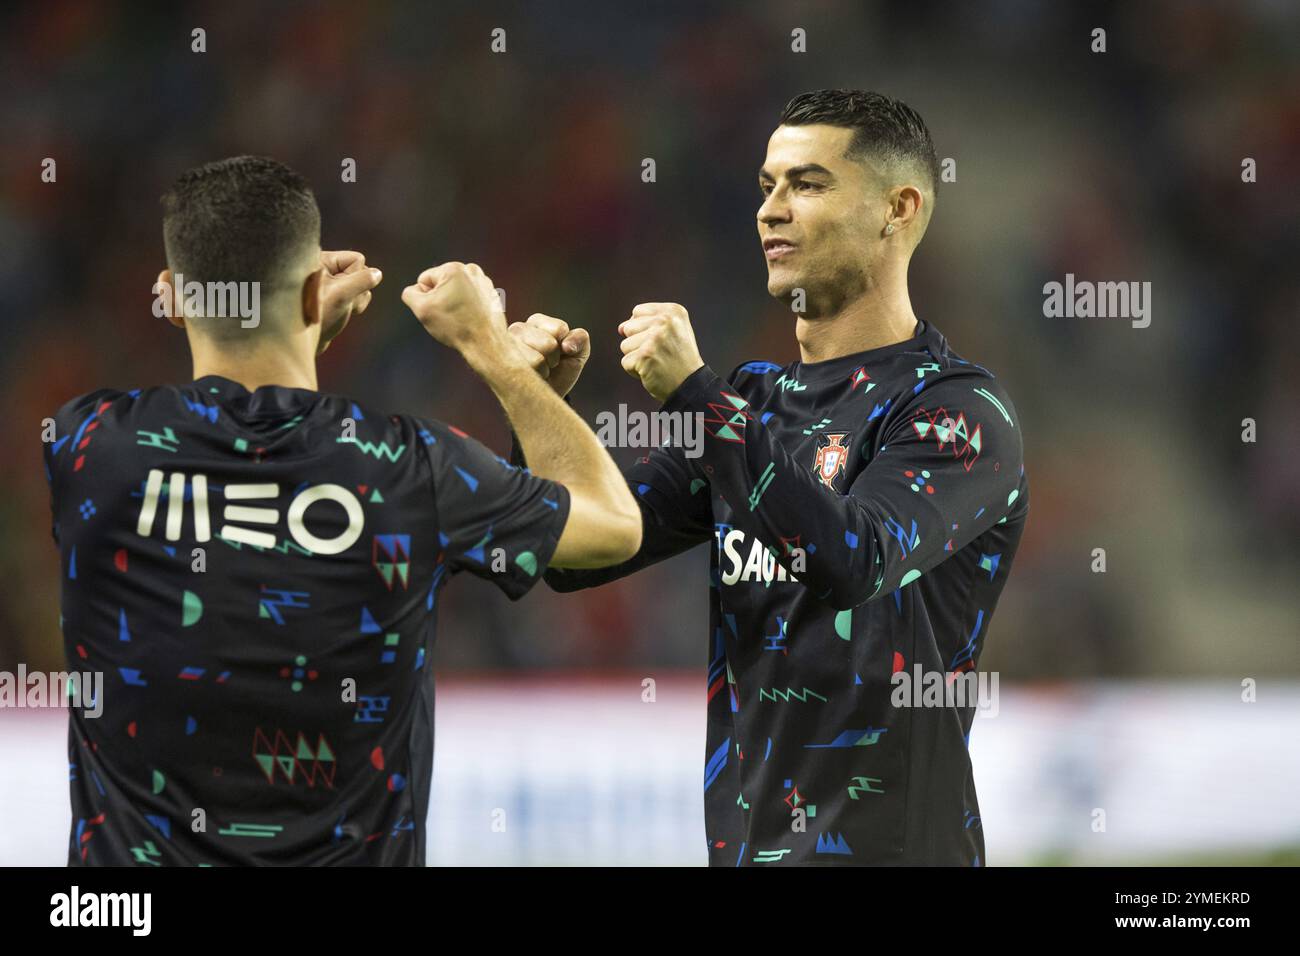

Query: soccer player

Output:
[41, 156, 641, 866]
[508, 90, 1030, 865]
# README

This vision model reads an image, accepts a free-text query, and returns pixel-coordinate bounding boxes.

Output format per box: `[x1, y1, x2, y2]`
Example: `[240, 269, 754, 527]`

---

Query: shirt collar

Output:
[191, 374, 320, 419]
[788, 318, 941, 382]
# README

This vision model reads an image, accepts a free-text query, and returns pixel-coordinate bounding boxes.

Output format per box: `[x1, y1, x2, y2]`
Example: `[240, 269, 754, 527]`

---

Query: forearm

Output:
[463, 338, 640, 566]
[467, 343, 616, 497]
[511, 411, 713, 591]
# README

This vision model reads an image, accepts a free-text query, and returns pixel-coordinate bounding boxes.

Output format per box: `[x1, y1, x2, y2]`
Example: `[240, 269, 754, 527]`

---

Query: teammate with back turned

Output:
[43, 156, 639, 866]
[509, 90, 1030, 866]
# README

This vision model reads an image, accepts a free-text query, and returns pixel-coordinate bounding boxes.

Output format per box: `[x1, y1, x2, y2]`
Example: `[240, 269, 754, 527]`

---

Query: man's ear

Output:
[157, 269, 185, 330]
[889, 185, 924, 228]
[302, 267, 323, 330]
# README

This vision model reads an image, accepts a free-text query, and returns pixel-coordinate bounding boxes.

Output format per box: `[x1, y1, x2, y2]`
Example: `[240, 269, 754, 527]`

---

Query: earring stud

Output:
[885, 223, 894, 235]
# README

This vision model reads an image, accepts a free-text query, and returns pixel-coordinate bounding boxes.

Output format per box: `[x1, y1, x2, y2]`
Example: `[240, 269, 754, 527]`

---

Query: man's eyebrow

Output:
[759, 163, 835, 181]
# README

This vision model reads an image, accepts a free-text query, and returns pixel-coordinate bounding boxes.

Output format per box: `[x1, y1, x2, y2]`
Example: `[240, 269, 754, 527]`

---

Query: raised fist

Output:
[618, 302, 705, 402]
[401, 262, 506, 354]
[507, 313, 591, 397]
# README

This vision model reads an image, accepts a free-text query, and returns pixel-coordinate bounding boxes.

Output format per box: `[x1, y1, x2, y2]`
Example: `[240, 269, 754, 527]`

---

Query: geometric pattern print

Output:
[707, 624, 740, 713]
[684, 331, 1022, 865]
[703, 392, 753, 443]
[50, 377, 574, 865]
[909, 405, 982, 471]
[372, 534, 411, 590]
[252, 728, 336, 788]
[61, 399, 116, 474]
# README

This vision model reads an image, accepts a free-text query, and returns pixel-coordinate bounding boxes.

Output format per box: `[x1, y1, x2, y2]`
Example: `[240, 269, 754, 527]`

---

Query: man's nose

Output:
[758, 194, 791, 225]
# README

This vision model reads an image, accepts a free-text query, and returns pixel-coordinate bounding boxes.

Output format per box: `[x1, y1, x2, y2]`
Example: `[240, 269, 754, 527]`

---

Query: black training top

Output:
[43, 374, 570, 865]
[539, 319, 1029, 865]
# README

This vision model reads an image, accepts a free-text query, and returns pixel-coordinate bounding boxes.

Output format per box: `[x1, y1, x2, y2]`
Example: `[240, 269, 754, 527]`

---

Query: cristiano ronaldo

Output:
[508, 89, 1030, 866]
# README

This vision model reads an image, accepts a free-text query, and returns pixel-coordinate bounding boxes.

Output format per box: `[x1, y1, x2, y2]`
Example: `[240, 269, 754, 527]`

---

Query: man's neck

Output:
[191, 345, 318, 393]
[795, 287, 919, 364]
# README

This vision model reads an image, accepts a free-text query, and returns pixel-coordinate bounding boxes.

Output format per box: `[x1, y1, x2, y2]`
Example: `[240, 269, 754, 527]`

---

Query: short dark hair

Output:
[161, 155, 320, 288]
[779, 89, 940, 200]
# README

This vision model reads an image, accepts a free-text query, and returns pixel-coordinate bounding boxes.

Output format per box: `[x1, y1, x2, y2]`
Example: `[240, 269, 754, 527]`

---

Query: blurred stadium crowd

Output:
[2, 0, 1296, 680]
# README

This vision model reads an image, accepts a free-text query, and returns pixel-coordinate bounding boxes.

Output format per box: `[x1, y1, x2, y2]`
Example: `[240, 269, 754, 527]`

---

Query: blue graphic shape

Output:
[703, 738, 730, 791]
[454, 466, 479, 492]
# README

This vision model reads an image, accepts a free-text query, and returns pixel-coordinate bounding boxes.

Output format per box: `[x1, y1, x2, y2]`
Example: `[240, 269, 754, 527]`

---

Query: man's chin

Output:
[766, 273, 802, 301]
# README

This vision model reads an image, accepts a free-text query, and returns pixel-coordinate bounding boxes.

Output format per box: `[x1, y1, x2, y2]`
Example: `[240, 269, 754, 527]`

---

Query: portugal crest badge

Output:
[813, 433, 852, 488]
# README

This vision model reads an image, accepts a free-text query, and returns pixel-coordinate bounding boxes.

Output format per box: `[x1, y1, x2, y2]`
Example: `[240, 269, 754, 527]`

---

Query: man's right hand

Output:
[401, 262, 509, 360]
[506, 313, 591, 398]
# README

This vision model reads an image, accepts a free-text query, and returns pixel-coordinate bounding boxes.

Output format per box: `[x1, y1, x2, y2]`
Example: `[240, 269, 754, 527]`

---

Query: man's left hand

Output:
[619, 302, 705, 402]
[318, 250, 383, 354]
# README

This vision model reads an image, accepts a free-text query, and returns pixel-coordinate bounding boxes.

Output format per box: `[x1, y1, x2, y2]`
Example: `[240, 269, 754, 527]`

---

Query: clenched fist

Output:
[401, 262, 507, 357]
[317, 250, 382, 355]
[619, 303, 705, 402]
[507, 313, 591, 398]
